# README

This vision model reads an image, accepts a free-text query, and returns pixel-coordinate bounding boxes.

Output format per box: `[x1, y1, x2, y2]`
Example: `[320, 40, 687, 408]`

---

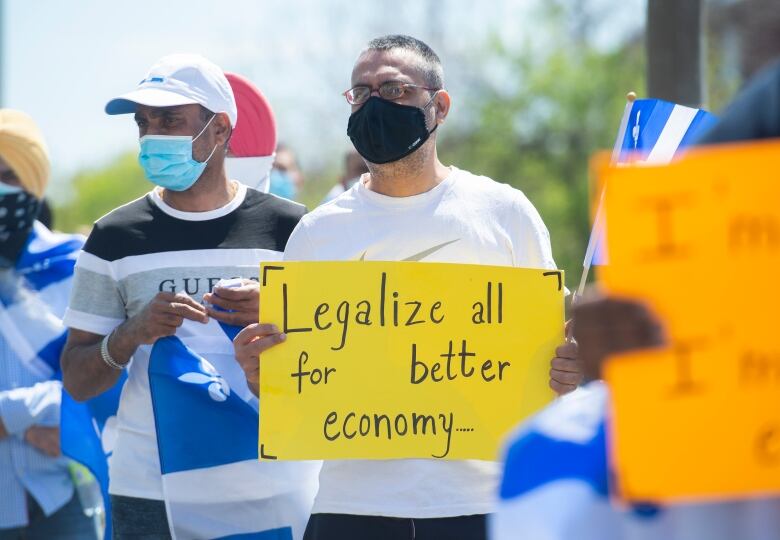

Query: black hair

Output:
[365, 34, 444, 89]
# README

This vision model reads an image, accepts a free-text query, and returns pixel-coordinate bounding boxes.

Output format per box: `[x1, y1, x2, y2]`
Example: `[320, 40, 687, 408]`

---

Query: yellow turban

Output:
[0, 109, 50, 199]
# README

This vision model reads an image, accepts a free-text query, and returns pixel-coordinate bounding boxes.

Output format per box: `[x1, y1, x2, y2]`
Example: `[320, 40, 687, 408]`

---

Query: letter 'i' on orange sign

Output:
[599, 139, 780, 503]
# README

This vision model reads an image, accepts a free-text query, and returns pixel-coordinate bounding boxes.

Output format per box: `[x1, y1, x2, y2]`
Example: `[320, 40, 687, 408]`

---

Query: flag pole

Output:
[572, 91, 637, 307]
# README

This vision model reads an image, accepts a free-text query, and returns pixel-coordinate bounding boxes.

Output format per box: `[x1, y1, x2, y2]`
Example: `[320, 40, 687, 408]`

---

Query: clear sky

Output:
[2, 0, 644, 191]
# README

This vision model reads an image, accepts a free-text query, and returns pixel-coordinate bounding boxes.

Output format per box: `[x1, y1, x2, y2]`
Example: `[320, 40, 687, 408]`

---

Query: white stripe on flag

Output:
[610, 101, 634, 163]
[162, 459, 319, 540]
[644, 105, 698, 164]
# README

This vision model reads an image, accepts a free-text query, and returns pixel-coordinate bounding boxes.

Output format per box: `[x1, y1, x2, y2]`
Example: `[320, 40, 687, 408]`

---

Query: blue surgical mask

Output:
[138, 114, 218, 191]
[269, 169, 297, 200]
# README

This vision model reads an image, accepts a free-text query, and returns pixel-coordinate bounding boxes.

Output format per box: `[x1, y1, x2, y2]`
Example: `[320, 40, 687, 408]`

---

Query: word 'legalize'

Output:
[259, 261, 563, 461]
[281, 272, 508, 351]
[599, 140, 780, 502]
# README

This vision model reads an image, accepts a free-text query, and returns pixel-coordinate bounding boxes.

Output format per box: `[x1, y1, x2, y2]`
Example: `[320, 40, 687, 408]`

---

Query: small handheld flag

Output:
[575, 95, 718, 299]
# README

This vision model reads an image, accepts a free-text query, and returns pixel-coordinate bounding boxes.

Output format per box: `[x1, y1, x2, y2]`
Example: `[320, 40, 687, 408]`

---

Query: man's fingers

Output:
[208, 307, 257, 327]
[550, 368, 582, 386]
[210, 281, 259, 301]
[234, 323, 281, 346]
[161, 293, 208, 313]
[45, 434, 61, 457]
[168, 302, 209, 323]
[205, 294, 255, 312]
[549, 379, 577, 396]
[26, 427, 61, 457]
[555, 341, 577, 359]
[551, 356, 580, 373]
[157, 313, 184, 327]
[239, 332, 287, 360]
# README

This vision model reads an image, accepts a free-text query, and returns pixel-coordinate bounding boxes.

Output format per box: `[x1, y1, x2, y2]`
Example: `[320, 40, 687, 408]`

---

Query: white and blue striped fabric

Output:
[0, 223, 84, 528]
[60, 368, 125, 539]
[149, 319, 319, 540]
[0, 222, 83, 379]
[587, 98, 718, 266]
[491, 382, 780, 540]
[0, 221, 124, 539]
[613, 98, 717, 165]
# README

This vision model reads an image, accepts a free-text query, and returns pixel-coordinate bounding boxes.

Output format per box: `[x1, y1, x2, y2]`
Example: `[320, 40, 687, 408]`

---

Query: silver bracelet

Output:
[100, 330, 127, 370]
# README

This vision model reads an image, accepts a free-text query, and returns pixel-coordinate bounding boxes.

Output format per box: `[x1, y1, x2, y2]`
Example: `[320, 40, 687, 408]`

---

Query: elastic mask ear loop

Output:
[423, 90, 440, 134]
[194, 114, 218, 164]
[193, 114, 216, 141]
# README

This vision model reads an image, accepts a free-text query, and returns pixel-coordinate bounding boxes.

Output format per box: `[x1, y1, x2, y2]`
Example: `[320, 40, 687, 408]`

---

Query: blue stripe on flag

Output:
[20, 256, 78, 290]
[149, 336, 259, 474]
[678, 108, 719, 149]
[499, 421, 609, 500]
[219, 321, 242, 342]
[619, 99, 675, 161]
[61, 373, 125, 540]
[37, 331, 67, 374]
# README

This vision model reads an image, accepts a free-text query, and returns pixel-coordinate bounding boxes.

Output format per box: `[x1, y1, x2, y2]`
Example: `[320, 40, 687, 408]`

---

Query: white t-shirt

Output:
[283, 166, 558, 518]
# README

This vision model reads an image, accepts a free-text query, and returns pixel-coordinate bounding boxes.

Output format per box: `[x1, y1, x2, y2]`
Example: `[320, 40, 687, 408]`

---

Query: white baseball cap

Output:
[105, 53, 238, 127]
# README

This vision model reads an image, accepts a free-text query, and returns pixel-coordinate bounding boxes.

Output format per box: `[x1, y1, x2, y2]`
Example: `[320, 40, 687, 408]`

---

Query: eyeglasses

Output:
[343, 81, 439, 105]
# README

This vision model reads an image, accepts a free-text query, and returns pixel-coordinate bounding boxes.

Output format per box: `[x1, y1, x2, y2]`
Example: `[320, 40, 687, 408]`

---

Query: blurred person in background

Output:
[270, 143, 304, 200]
[225, 72, 277, 193]
[491, 57, 780, 540]
[0, 109, 95, 539]
[320, 149, 369, 205]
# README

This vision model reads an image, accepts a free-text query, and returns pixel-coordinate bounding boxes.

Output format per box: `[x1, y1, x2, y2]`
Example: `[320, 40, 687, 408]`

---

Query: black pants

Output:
[303, 513, 487, 540]
[0, 493, 97, 540]
[110, 495, 171, 540]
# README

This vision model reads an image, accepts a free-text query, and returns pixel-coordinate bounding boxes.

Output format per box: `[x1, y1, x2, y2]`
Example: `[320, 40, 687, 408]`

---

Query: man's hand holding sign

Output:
[234, 261, 575, 461]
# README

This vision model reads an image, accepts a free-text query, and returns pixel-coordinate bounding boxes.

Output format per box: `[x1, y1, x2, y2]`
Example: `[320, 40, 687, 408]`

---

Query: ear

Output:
[433, 90, 451, 125]
[213, 112, 232, 147]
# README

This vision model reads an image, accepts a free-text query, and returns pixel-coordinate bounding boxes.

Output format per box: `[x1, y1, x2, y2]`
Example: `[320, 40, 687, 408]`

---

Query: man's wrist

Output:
[103, 320, 139, 368]
[100, 331, 128, 370]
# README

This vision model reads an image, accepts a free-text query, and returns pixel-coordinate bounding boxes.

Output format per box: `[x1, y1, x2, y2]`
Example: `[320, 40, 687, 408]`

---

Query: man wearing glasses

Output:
[234, 35, 582, 540]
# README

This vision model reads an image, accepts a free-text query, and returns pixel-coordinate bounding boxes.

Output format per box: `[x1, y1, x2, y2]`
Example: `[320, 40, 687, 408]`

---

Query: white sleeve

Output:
[283, 219, 318, 262]
[0, 380, 62, 435]
[62, 251, 126, 335]
[508, 191, 557, 271]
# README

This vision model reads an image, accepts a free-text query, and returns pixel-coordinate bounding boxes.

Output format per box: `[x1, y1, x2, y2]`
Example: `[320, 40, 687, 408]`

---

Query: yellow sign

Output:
[258, 261, 563, 461]
[599, 140, 780, 502]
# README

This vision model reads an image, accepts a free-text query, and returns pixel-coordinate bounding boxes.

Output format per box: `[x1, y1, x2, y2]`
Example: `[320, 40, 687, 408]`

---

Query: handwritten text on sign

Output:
[258, 261, 563, 461]
[599, 140, 780, 502]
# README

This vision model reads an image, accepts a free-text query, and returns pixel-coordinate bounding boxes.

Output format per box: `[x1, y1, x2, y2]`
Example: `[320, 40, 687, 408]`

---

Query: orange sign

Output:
[599, 140, 780, 502]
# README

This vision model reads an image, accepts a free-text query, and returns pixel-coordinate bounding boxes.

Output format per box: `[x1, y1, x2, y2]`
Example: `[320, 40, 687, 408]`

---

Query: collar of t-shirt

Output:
[355, 167, 458, 209]
[149, 181, 247, 221]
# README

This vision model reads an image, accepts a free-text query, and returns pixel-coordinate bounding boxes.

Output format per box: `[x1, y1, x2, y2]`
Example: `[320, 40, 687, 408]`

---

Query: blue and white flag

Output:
[0, 222, 122, 537]
[613, 98, 718, 165]
[580, 98, 717, 280]
[0, 222, 128, 539]
[491, 382, 780, 540]
[0, 222, 83, 378]
[149, 319, 319, 540]
[60, 372, 125, 539]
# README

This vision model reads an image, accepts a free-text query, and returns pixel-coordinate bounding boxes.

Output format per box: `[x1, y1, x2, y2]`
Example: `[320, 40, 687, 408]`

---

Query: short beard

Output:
[365, 134, 435, 184]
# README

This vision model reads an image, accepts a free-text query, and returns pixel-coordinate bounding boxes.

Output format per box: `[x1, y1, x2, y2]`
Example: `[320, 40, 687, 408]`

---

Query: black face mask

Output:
[347, 95, 438, 164]
[0, 191, 39, 268]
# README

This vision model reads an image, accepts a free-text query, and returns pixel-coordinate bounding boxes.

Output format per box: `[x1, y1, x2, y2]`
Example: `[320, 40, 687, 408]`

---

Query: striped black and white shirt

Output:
[63, 183, 304, 500]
